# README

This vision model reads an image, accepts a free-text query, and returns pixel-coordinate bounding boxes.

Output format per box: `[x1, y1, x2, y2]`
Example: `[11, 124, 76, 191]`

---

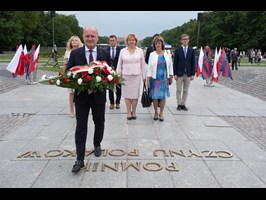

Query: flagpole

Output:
[51, 11, 56, 46]
[52, 17, 55, 46]
[196, 13, 203, 48]
[197, 20, 200, 48]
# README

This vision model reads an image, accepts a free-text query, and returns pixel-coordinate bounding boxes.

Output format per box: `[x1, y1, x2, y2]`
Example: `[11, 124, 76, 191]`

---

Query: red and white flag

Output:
[212, 47, 221, 82]
[6, 44, 23, 74]
[196, 47, 204, 77]
[29, 44, 40, 73]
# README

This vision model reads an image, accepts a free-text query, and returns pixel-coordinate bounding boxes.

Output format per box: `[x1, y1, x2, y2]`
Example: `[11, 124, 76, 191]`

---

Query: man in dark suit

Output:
[66, 26, 111, 173]
[173, 33, 195, 111]
[107, 35, 122, 109]
[145, 33, 160, 64]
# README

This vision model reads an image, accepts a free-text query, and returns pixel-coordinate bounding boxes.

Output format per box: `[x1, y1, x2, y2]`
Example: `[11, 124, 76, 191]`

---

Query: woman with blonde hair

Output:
[116, 33, 146, 120]
[62, 35, 83, 118]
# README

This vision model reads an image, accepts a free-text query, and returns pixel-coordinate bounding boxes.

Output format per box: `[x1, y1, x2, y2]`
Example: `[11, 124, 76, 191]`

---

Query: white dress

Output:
[64, 50, 74, 93]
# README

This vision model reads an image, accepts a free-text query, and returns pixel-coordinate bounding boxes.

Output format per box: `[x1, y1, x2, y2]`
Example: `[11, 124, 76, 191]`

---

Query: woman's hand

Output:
[146, 77, 150, 88]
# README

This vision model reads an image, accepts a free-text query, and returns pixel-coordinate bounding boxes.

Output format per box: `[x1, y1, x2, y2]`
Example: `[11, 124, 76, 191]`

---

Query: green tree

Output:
[0, 11, 23, 51]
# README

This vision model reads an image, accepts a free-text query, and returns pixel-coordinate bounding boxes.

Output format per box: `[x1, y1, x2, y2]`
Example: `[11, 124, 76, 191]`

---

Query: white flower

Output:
[96, 76, 102, 82]
[56, 79, 60, 85]
[78, 78, 83, 85]
[41, 74, 47, 80]
[67, 71, 71, 77]
[107, 74, 113, 81]
[88, 68, 94, 74]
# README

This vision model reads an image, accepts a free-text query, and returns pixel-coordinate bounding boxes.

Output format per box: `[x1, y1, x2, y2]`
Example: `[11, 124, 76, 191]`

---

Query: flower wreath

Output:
[40, 60, 125, 94]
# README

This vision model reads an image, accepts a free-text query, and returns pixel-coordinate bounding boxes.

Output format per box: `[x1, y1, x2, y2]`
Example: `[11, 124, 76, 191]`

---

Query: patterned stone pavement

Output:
[218, 66, 266, 102]
[0, 65, 57, 136]
[207, 67, 266, 150]
[0, 65, 57, 95]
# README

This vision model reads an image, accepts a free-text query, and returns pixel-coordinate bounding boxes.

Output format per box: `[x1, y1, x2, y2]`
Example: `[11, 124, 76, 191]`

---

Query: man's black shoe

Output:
[94, 146, 102, 157]
[182, 105, 188, 111]
[72, 161, 84, 173]
[177, 105, 182, 110]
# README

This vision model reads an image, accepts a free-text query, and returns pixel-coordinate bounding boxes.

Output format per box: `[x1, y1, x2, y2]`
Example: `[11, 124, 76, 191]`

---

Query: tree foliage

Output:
[142, 11, 266, 52]
[1, 11, 265, 53]
[0, 11, 83, 52]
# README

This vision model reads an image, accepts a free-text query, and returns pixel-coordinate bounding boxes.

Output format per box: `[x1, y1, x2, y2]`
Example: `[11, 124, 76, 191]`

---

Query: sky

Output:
[56, 11, 202, 40]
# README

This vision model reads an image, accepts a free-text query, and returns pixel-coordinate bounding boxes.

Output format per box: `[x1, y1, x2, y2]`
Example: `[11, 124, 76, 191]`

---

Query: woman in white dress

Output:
[62, 35, 83, 118]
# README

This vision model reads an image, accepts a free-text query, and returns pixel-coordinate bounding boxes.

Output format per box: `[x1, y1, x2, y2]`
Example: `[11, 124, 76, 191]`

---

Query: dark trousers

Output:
[75, 94, 105, 161]
[108, 84, 121, 104]
[232, 60, 238, 70]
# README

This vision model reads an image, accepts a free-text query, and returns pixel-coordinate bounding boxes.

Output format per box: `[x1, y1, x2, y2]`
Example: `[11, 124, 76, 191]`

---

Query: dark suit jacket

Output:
[106, 46, 121, 70]
[173, 46, 195, 77]
[66, 45, 111, 104]
[145, 45, 153, 64]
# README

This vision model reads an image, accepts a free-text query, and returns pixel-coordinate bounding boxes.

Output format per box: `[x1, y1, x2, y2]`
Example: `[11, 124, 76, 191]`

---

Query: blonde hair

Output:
[66, 35, 83, 51]
[125, 33, 138, 45]
[180, 34, 189, 40]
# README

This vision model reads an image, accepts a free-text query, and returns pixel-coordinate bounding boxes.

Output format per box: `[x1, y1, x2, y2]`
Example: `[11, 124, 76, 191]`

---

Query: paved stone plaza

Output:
[0, 65, 266, 188]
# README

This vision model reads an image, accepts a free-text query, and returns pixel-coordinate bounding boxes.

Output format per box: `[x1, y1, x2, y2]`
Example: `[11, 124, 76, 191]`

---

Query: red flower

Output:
[114, 77, 120, 84]
[85, 75, 91, 82]
[103, 66, 111, 75]
[63, 77, 69, 84]
[103, 77, 109, 83]
[95, 69, 101, 75]
[82, 71, 88, 77]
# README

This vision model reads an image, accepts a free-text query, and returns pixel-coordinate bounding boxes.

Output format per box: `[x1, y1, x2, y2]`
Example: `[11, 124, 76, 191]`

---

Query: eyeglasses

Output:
[182, 38, 189, 40]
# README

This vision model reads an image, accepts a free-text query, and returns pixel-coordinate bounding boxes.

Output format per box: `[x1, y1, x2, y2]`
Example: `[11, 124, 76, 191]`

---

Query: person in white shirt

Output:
[62, 35, 83, 118]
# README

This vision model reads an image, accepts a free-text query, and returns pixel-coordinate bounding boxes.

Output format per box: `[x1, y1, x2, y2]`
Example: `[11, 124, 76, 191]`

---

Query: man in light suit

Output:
[107, 35, 122, 109]
[173, 34, 195, 111]
[66, 26, 111, 173]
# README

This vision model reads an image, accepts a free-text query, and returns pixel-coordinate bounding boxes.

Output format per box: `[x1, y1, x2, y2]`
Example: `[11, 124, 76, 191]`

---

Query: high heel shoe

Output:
[153, 114, 158, 120]
[131, 112, 136, 120]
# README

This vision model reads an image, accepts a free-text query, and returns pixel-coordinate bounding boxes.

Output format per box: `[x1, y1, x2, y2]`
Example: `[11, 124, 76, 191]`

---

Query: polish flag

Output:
[6, 44, 23, 74]
[196, 47, 204, 77]
[212, 47, 221, 82]
[29, 44, 40, 73]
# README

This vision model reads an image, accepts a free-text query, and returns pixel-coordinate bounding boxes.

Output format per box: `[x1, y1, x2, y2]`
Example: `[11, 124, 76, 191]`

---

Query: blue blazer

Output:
[173, 46, 195, 77]
[66, 45, 111, 104]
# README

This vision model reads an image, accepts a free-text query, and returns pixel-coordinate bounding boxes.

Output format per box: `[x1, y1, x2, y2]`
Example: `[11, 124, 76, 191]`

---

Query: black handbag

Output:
[141, 82, 151, 108]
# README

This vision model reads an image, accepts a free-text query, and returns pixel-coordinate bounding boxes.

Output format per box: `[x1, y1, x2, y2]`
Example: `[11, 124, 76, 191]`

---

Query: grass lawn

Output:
[38, 66, 63, 72]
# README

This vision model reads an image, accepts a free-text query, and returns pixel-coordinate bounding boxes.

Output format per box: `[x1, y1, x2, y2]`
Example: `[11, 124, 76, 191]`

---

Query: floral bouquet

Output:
[40, 61, 125, 94]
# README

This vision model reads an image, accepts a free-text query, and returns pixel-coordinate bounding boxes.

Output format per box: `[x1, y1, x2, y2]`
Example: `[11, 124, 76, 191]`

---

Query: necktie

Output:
[88, 49, 94, 94]
[184, 47, 187, 58]
[89, 49, 93, 64]
[111, 47, 115, 60]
